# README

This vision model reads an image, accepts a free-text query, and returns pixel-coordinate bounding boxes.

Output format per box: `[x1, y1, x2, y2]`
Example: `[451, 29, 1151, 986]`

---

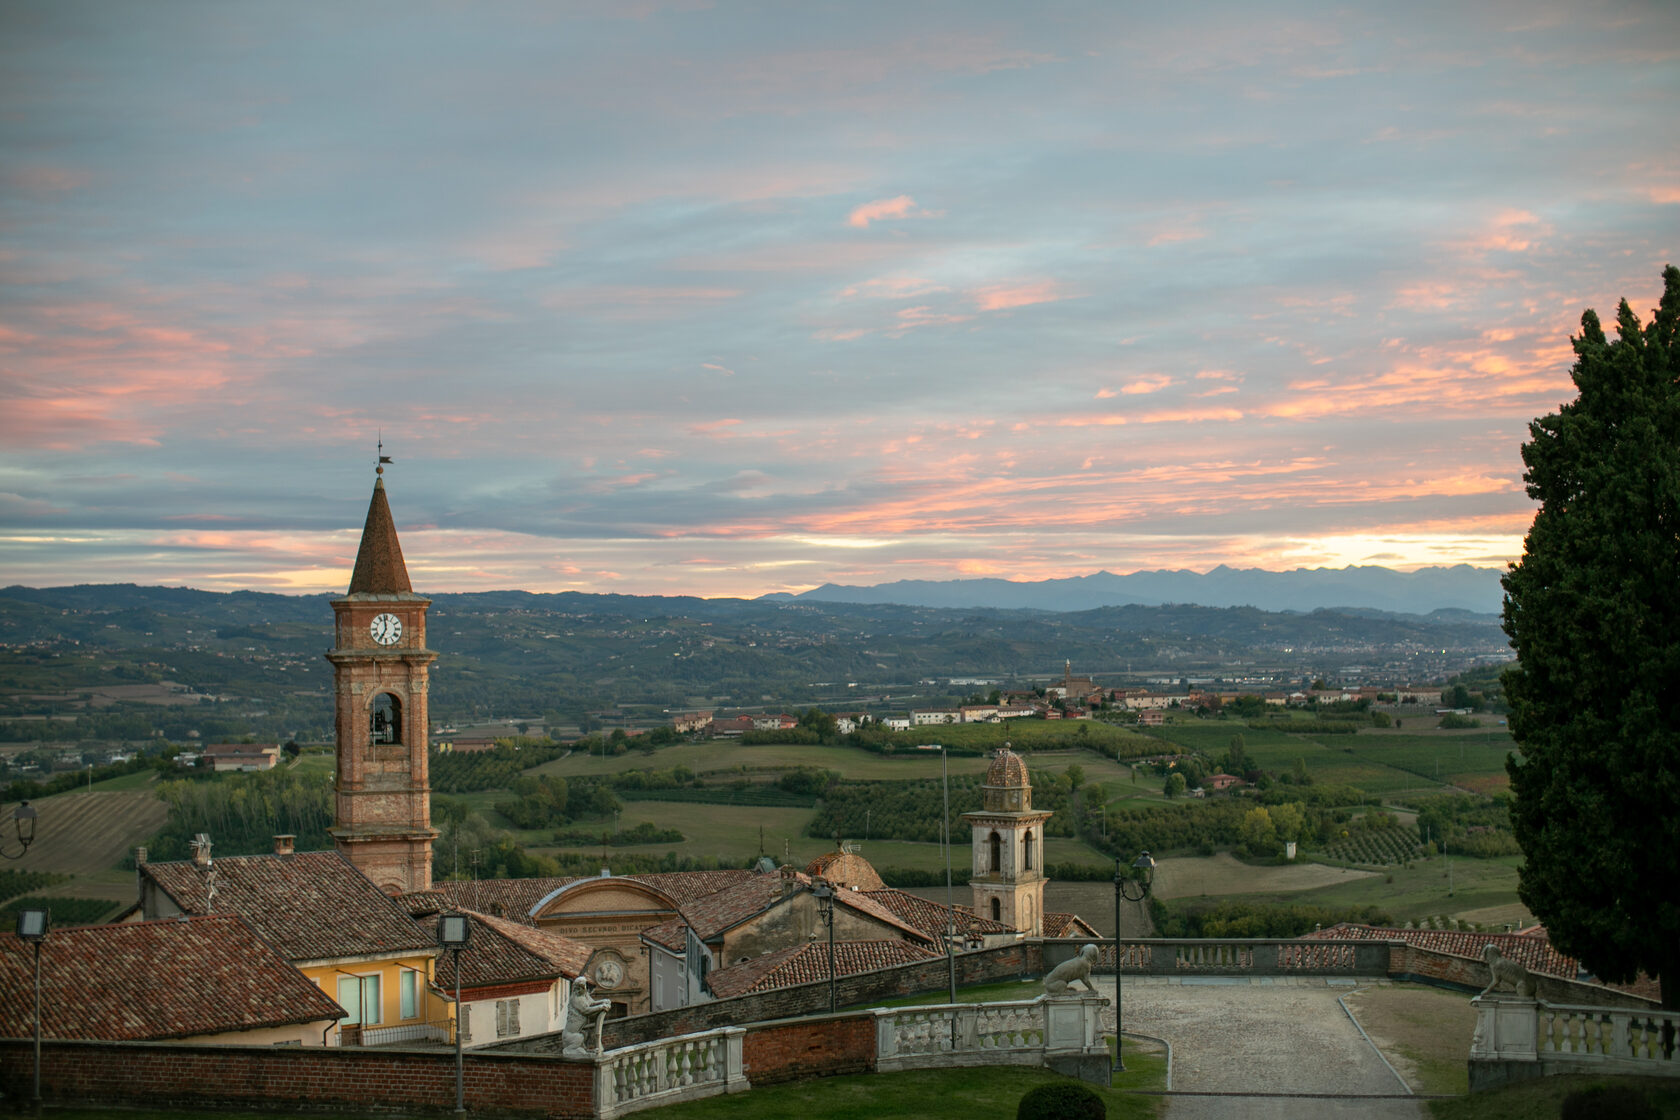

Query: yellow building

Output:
[136, 843, 453, 1045]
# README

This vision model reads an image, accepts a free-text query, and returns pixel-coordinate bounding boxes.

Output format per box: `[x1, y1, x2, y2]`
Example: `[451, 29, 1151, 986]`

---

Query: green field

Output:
[1232, 852, 1524, 927]
[530, 742, 1000, 781]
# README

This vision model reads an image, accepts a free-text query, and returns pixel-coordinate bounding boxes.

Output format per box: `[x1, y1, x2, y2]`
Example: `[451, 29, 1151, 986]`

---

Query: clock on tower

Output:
[325, 460, 438, 894]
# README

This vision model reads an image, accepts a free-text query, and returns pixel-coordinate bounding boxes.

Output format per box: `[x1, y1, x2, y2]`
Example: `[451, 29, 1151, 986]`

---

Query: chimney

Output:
[274, 834, 295, 856]
[135, 846, 147, 865]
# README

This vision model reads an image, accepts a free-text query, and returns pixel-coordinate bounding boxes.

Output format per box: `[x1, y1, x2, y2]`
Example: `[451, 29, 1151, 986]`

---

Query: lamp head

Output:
[13, 801, 36, 846]
[1131, 851, 1156, 886]
[438, 912, 471, 947]
[16, 907, 48, 942]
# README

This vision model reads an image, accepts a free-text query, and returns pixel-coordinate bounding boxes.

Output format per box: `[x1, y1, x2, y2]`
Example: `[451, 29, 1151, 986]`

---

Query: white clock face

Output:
[369, 613, 403, 646]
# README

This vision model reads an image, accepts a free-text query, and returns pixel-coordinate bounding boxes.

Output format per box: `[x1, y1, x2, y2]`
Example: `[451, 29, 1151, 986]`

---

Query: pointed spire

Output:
[347, 473, 413, 595]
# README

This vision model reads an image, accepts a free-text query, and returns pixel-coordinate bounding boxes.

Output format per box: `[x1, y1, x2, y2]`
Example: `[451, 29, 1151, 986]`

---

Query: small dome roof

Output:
[985, 745, 1029, 788]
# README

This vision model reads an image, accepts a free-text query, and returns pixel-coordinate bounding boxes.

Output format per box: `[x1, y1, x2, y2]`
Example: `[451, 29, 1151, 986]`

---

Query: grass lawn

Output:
[1343, 983, 1477, 1094]
[1426, 1074, 1680, 1119]
[646, 1057, 1166, 1119]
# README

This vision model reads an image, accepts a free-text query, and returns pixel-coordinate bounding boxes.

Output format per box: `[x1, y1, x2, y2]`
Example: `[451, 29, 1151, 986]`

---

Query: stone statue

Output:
[1043, 943, 1101, 996]
[562, 976, 612, 1057]
[1478, 944, 1536, 999]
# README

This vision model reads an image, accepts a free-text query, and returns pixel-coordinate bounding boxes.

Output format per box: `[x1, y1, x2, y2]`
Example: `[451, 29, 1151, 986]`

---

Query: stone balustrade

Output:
[1469, 997, 1680, 1092]
[593, 1026, 747, 1120]
[1070, 937, 1386, 977]
[588, 994, 1110, 1117]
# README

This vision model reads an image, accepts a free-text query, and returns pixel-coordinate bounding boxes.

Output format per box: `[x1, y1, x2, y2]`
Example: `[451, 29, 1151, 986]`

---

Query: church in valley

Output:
[132, 463, 1097, 1041]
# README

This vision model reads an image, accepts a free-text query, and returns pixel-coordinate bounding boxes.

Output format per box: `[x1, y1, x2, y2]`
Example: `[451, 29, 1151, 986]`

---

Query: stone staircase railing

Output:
[1470, 996, 1680, 1092]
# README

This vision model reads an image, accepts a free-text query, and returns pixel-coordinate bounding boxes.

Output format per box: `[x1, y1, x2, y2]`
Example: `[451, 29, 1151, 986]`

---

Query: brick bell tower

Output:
[326, 460, 437, 894]
[962, 743, 1052, 936]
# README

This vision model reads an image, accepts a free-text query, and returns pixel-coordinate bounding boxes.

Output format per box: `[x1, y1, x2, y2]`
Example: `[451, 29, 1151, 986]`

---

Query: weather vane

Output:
[376, 433, 392, 476]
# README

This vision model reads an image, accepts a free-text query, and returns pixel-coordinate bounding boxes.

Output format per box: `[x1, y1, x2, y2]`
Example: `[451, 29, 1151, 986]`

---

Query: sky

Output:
[2, 2, 1677, 599]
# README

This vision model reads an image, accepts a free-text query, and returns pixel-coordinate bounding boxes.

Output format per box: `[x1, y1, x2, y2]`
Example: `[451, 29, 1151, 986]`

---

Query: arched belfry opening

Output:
[991, 898, 1001, 922]
[370, 692, 403, 745]
[988, 830, 1002, 873]
[1023, 830, 1035, 871]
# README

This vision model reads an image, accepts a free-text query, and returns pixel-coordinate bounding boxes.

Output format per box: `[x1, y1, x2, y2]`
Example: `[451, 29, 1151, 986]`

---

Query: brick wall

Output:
[576, 941, 1040, 1049]
[0, 1038, 594, 1119]
[742, 1015, 876, 1085]
[1388, 944, 1657, 1009]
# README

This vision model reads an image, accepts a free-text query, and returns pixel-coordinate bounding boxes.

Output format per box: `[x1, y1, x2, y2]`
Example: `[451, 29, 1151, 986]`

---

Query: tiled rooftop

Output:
[0, 915, 344, 1041]
[858, 887, 1015, 941]
[1302, 921, 1662, 999]
[421, 868, 764, 925]
[706, 939, 941, 999]
[142, 850, 437, 963]
[1043, 911, 1101, 939]
[675, 871, 806, 940]
[1302, 923, 1578, 976]
[432, 910, 593, 990]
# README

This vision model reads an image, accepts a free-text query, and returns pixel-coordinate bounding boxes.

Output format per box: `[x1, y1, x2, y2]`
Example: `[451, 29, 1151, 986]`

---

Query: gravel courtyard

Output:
[1093, 976, 1432, 1119]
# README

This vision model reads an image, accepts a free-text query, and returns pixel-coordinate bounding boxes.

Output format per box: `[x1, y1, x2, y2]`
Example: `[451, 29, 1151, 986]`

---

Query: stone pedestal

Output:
[1042, 993, 1112, 1087]
[1469, 996, 1541, 1093]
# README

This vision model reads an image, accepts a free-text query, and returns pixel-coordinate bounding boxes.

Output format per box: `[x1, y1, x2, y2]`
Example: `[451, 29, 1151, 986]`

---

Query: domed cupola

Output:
[982, 744, 1031, 812]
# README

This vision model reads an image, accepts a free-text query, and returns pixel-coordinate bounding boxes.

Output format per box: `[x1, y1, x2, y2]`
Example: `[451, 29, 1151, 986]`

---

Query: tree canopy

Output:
[1502, 265, 1680, 1007]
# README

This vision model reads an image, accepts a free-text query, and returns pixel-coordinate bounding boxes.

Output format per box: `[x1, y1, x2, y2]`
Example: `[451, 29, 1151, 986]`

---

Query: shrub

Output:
[1017, 1082, 1105, 1120]
[1560, 1084, 1657, 1120]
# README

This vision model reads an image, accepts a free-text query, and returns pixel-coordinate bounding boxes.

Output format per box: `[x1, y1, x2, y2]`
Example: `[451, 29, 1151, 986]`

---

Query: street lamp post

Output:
[17, 907, 49, 1104]
[1112, 851, 1155, 1073]
[0, 801, 39, 861]
[811, 881, 837, 1012]
[915, 743, 958, 1004]
[438, 913, 471, 1114]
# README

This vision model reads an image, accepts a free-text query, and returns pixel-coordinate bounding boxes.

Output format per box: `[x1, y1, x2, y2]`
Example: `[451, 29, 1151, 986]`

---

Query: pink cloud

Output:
[1094, 388, 1117, 399]
[971, 281, 1073, 312]
[1120, 374, 1174, 395]
[847, 195, 942, 228]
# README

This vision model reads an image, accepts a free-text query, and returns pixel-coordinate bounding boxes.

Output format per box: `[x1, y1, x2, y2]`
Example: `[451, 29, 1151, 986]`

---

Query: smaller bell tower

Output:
[326, 459, 437, 894]
[962, 744, 1052, 936]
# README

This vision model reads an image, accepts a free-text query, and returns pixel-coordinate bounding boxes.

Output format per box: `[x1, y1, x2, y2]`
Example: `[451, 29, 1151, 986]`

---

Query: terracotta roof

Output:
[833, 888, 939, 945]
[142, 850, 437, 963]
[1302, 923, 1576, 976]
[419, 869, 761, 926]
[1043, 912, 1102, 939]
[433, 910, 592, 990]
[1309, 923, 1662, 1001]
[640, 916, 689, 953]
[0, 915, 343, 1041]
[422, 877, 576, 922]
[805, 851, 886, 891]
[706, 940, 941, 999]
[859, 887, 1014, 941]
[347, 476, 413, 595]
[677, 872, 809, 941]
[631, 869, 762, 907]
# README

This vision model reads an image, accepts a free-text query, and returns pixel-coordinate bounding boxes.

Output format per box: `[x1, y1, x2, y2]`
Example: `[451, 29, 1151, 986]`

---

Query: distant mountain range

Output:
[779, 565, 1505, 616]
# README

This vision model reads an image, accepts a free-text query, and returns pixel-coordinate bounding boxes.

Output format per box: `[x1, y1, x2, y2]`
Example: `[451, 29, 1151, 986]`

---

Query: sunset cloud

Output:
[1, 1, 1672, 596]
[847, 195, 940, 228]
